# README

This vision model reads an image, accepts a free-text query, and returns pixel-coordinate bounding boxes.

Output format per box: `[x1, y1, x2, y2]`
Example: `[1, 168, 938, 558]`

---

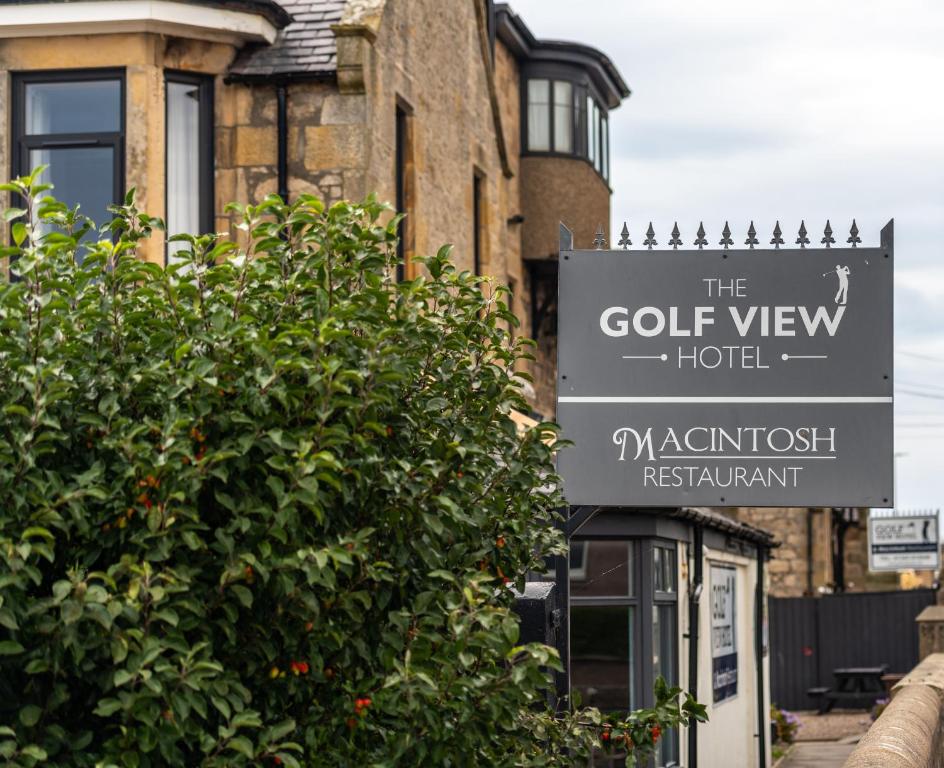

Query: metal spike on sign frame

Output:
[669, 222, 683, 249]
[694, 222, 708, 250]
[618, 221, 631, 250]
[593, 224, 606, 250]
[847, 219, 861, 248]
[644, 222, 657, 250]
[770, 220, 784, 249]
[745, 221, 759, 249]
[796, 220, 810, 248]
[821, 220, 835, 248]
[719, 221, 733, 249]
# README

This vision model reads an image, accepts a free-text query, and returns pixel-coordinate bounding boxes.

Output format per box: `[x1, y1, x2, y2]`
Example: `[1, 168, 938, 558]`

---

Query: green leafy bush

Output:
[0, 169, 704, 767]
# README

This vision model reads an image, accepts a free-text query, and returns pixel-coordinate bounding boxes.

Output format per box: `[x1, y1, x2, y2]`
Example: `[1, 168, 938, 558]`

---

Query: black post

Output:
[755, 544, 767, 768]
[555, 224, 574, 710]
[276, 83, 288, 203]
[554, 523, 570, 710]
[806, 508, 814, 595]
[687, 525, 703, 767]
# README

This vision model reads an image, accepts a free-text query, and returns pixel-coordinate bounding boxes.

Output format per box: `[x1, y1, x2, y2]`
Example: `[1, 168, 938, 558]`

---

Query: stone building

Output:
[0, 0, 628, 417]
[726, 506, 895, 597]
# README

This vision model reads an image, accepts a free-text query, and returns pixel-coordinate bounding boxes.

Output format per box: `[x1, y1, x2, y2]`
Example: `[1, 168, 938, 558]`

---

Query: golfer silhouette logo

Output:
[823, 264, 851, 305]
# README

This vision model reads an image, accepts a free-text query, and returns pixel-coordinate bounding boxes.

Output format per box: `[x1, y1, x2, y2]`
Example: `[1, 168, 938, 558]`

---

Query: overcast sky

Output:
[511, 0, 944, 512]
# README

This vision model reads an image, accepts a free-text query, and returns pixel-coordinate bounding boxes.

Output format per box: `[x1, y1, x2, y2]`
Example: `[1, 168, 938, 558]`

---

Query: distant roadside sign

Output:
[868, 512, 940, 572]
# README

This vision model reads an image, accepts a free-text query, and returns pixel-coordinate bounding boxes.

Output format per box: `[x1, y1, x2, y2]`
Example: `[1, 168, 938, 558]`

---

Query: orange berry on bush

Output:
[305, 621, 314, 632]
[651, 724, 661, 742]
[495, 536, 505, 548]
[346, 717, 357, 729]
[601, 729, 610, 742]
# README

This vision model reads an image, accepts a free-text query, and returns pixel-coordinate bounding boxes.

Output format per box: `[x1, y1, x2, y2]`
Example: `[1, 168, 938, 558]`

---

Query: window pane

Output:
[553, 81, 573, 153]
[30, 146, 114, 236]
[652, 603, 679, 766]
[26, 80, 120, 134]
[527, 79, 550, 151]
[601, 115, 609, 179]
[593, 103, 602, 172]
[166, 80, 203, 260]
[572, 605, 634, 712]
[653, 545, 677, 594]
[586, 95, 595, 164]
[571, 541, 633, 598]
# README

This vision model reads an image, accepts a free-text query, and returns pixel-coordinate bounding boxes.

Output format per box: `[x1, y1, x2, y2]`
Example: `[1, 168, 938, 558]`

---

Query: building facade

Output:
[0, 0, 627, 418]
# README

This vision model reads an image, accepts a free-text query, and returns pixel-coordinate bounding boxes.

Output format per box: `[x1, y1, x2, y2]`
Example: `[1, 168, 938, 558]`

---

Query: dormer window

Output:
[524, 75, 610, 182]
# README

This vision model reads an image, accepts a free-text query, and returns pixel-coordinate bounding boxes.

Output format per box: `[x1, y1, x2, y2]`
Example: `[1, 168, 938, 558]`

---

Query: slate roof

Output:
[228, 0, 346, 81]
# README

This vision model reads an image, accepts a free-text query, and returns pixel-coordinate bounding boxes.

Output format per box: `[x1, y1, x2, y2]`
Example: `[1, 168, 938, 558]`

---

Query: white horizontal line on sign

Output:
[661, 455, 838, 460]
[557, 396, 894, 404]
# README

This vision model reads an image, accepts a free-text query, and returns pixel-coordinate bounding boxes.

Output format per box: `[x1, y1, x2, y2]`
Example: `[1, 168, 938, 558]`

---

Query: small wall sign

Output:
[711, 563, 738, 703]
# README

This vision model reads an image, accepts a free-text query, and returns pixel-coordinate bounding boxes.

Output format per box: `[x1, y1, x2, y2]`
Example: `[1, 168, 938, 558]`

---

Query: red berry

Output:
[601, 730, 610, 742]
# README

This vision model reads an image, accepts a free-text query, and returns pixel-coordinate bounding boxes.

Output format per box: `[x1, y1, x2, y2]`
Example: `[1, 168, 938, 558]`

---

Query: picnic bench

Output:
[807, 666, 888, 714]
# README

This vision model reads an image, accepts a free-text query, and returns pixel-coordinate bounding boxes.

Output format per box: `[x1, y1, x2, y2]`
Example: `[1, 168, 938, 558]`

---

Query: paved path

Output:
[780, 741, 856, 768]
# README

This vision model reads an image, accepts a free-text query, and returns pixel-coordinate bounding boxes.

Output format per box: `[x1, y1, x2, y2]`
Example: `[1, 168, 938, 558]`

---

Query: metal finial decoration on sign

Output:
[670, 222, 683, 249]
[644, 222, 657, 250]
[556, 219, 894, 508]
[745, 221, 759, 249]
[695, 222, 708, 249]
[593, 225, 606, 250]
[796, 220, 810, 248]
[618, 222, 631, 250]
[847, 219, 861, 248]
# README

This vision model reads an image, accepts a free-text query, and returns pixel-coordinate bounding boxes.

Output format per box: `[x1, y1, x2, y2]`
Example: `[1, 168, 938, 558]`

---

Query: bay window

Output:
[523, 73, 609, 180]
[12, 70, 124, 248]
[165, 72, 214, 263]
[571, 539, 679, 767]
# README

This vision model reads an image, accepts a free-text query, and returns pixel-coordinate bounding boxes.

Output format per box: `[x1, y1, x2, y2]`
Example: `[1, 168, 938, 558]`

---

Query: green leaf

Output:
[227, 736, 254, 758]
[93, 698, 122, 717]
[0, 641, 25, 656]
[113, 669, 134, 688]
[18, 705, 41, 727]
[11, 221, 26, 246]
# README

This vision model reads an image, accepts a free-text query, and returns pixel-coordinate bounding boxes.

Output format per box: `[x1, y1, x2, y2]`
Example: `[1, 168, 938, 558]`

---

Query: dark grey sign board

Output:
[556, 222, 894, 507]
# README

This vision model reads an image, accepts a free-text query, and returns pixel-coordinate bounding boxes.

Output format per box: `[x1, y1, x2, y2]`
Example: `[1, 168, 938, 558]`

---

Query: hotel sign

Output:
[556, 222, 894, 507]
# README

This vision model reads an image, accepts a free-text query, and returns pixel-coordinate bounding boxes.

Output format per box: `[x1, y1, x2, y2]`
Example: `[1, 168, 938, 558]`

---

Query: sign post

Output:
[868, 510, 940, 572]
[556, 220, 894, 508]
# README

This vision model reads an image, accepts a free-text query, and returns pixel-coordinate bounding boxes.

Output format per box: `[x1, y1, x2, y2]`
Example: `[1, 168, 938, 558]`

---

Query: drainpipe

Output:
[755, 544, 767, 768]
[276, 83, 288, 203]
[806, 508, 814, 595]
[687, 525, 703, 768]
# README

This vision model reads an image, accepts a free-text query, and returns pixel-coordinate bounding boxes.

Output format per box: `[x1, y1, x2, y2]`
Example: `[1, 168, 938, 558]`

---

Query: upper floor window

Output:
[525, 76, 609, 181]
[12, 70, 124, 247]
